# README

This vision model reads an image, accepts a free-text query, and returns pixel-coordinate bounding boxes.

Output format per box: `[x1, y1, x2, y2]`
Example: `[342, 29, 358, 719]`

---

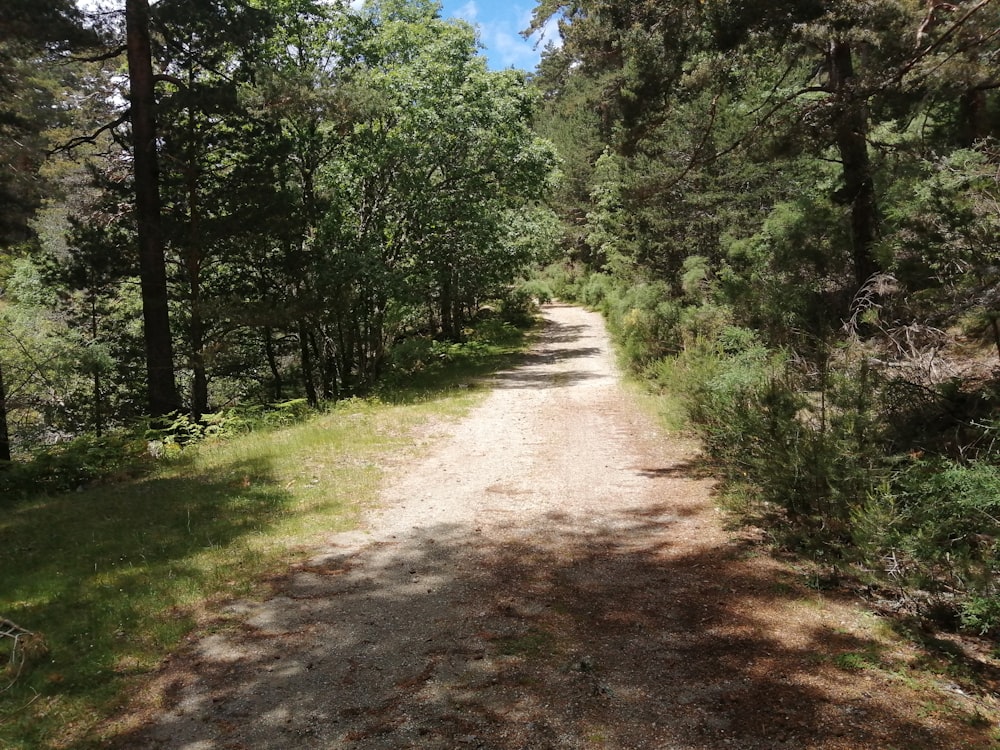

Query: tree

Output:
[320, 0, 556, 378]
[125, 0, 182, 417]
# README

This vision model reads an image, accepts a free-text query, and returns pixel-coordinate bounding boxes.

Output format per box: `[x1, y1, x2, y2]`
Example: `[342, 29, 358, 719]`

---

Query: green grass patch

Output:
[497, 628, 556, 658]
[0, 321, 534, 749]
[831, 647, 885, 672]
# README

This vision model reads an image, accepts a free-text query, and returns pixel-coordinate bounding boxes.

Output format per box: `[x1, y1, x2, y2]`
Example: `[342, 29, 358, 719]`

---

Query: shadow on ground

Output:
[0, 456, 297, 748]
[105, 304, 997, 749]
[114, 490, 992, 750]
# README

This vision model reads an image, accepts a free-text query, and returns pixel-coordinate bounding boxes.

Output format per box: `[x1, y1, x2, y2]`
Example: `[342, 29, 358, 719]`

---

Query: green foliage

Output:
[959, 596, 1000, 637]
[377, 315, 529, 402]
[0, 399, 320, 501]
[720, 192, 854, 344]
[0, 0, 560, 459]
[534, 262, 590, 302]
[880, 146, 1000, 334]
[0, 431, 152, 499]
[517, 277, 554, 306]
[605, 282, 682, 368]
[648, 334, 886, 535]
[854, 459, 1000, 611]
[531, 0, 1000, 633]
[578, 272, 615, 310]
[0, 326, 531, 747]
[496, 286, 540, 328]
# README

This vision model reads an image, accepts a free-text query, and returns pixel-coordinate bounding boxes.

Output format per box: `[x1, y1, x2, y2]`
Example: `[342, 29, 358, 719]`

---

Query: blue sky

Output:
[78, 0, 557, 72]
[439, 0, 560, 71]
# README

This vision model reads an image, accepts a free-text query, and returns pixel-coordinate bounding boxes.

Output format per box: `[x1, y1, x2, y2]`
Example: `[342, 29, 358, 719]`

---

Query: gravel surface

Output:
[118, 303, 999, 749]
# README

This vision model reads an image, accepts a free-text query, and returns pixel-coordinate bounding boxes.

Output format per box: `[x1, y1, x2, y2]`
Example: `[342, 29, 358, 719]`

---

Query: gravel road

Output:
[121, 303, 996, 749]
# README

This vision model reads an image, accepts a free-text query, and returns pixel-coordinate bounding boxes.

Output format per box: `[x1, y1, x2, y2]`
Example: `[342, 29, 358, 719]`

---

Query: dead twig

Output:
[1, 618, 33, 692]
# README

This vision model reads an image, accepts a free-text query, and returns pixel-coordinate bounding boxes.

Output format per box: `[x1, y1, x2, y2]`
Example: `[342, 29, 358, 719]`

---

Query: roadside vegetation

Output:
[0, 1, 550, 744]
[527, 0, 1000, 643]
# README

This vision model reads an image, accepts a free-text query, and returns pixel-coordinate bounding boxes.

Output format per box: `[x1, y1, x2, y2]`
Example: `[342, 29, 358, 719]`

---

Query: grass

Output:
[497, 629, 556, 658]
[832, 649, 884, 672]
[0, 320, 531, 749]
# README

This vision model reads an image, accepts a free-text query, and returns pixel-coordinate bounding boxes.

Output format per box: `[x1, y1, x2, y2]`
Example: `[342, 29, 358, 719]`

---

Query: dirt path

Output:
[123, 304, 996, 749]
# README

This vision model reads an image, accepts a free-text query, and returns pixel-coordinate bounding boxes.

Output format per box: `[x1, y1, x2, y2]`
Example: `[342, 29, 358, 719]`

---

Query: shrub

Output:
[605, 282, 682, 368]
[853, 458, 1000, 612]
[657, 336, 883, 534]
[579, 272, 615, 310]
[534, 261, 587, 301]
[0, 431, 152, 500]
[386, 335, 436, 376]
[0, 400, 318, 503]
[518, 278, 554, 305]
[497, 286, 538, 327]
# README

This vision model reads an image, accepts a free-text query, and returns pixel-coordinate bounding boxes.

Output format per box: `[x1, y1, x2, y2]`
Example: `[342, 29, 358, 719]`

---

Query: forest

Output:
[0, 0, 557, 467]
[529, 0, 1000, 635]
[2, 0, 1000, 700]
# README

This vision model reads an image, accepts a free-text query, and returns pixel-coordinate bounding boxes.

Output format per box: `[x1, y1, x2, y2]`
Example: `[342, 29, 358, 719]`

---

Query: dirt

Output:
[115, 303, 1000, 749]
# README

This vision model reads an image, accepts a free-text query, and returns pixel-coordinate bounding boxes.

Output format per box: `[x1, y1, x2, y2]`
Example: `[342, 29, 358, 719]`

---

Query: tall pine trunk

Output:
[829, 38, 879, 288]
[185, 92, 209, 421]
[126, 0, 181, 417]
[298, 319, 318, 407]
[959, 88, 987, 147]
[90, 295, 103, 436]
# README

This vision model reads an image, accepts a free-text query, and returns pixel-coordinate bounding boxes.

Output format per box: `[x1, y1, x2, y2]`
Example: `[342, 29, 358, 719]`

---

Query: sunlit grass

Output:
[0, 323, 530, 749]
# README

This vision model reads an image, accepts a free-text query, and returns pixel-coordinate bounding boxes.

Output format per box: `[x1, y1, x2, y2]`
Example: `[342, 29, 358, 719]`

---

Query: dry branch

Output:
[48, 112, 130, 156]
[1, 617, 39, 693]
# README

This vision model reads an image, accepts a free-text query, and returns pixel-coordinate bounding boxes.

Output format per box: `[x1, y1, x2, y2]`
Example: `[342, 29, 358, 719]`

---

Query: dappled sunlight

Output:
[118, 503, 975, 749]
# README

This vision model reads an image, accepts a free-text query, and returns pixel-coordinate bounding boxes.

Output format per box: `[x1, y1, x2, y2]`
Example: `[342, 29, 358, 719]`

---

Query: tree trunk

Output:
[959, 87, 987, 147]
[0, 356, 11, 464]
[189, 308, 209, 420]
[126, 0, 181, 417]
[263, 327, 283, 402]
[829, 38, 879, 288]
[298, 319, 318, 407]
[337, 316, 354, 396]
[318, 326, 339, 402]
[440, 271, 455, 341]
[91, 295, 103, 437]
[185, 93, 209, 421]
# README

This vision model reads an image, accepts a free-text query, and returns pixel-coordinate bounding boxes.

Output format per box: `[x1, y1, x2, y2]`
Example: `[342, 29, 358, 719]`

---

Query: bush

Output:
[497, 286, 538, 327]
[0, 400, 318, 502]
[579, 272, 615, 310]
[386, 336, 437, 376]
[853, 458, 1000, 613]
[535, 261, 587, 301]
[655, 336, 883, 533]
[605, 282, 682, 368]
[518, 278, 553, 305]
[0, 431, 152, 499]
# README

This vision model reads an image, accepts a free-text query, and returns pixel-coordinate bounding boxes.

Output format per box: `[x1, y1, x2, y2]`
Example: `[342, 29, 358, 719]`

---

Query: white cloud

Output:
[531, 13, 563, 53]
[486, 27, 529, 68]
[455, 1, 479, 23]
[462, 1, 561, 71]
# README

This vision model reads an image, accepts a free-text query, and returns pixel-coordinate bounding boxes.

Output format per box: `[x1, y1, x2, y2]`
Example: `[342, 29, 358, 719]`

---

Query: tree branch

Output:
[153, 73, 186, 89]
[67, 45, 127, 64]
[898, 0, 995, 81]
[48, 112, 131, 155]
